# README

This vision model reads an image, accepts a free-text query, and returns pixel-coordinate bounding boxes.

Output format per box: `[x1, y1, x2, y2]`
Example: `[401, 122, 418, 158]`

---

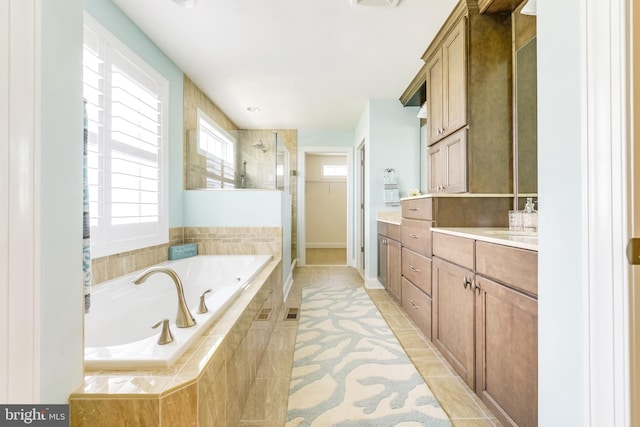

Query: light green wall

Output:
[537, 0, 585, 424]
[84, 0, 184, 227]
[40, 0, 84, 403]
[362, 100, 421, 284]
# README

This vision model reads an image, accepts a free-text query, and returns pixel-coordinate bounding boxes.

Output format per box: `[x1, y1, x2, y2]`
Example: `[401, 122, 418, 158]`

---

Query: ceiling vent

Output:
[350, 0, 400, 8]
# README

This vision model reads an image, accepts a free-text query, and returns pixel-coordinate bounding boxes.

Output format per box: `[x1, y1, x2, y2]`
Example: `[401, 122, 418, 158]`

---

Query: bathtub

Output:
[84, 254, 273, 370]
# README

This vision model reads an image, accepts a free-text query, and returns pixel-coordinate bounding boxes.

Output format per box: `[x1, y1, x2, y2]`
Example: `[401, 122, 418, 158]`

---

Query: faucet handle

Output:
[152, 319, 174, 345]
[198, 289, 213, 314]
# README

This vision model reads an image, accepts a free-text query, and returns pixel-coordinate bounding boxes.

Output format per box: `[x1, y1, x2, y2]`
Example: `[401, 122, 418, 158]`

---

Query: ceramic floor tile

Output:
[426, 377, 487, 419]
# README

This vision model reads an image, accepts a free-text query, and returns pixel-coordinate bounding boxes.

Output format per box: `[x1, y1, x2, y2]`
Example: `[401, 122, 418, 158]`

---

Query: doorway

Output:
[297, 147, 353, 266]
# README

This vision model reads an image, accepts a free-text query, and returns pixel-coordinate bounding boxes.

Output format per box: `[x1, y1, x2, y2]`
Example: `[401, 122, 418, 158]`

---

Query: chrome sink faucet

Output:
[132, 267, 196, 328]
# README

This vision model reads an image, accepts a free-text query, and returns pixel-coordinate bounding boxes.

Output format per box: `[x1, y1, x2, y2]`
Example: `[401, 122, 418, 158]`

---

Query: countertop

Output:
[431, 227, 538, 252]
[376, 211, 402, 225]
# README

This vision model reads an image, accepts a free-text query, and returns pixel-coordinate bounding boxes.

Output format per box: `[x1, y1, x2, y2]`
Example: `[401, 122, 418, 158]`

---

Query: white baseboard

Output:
[283, 258, 297, 301]
[365, 276, 385, 290]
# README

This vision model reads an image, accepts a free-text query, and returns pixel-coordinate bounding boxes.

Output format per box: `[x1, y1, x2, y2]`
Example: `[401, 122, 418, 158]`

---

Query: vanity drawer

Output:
[377, 221, 388, 236]
[402, 277, 432, 339]
[476, 241, 538, 296]
[402, 198, 433, 220]
[401, 219, 433, 257]
[387, 223, 402, 241]
[432, 232, 474, 270]
[402, 247, 432, 295]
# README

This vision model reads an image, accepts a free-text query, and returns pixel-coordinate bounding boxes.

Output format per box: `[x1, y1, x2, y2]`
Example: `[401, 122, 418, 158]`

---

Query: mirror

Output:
[515, 36, 537, 197]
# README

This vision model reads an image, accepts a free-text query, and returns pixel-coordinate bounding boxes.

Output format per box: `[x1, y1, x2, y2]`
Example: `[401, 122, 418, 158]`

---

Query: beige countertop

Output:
[431, 227, 538, 252]
[376, 211, 402, 225]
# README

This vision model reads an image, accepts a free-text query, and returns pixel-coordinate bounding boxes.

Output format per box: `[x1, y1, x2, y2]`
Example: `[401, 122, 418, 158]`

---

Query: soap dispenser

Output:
[522, 197, 537, 232]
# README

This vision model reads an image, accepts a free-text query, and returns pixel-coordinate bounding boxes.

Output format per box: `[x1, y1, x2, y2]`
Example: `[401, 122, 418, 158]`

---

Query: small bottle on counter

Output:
[522, 197, 538, 232]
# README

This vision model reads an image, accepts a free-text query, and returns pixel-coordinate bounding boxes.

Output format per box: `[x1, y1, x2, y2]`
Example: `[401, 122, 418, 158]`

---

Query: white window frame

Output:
[196, 108, 236, 188]
[83, 13, 169, 258]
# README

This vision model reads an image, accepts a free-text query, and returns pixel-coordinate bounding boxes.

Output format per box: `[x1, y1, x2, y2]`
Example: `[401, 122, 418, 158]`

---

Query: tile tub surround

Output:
[91, 226, 282, 284]
[71, 257, 283, 427]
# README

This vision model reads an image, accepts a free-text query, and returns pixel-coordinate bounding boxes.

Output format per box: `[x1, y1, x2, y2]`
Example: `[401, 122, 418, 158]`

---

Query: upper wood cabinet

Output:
[426, 17, 467, 146]
[420, 0, 513, 194]
[427, 128, 468, 193]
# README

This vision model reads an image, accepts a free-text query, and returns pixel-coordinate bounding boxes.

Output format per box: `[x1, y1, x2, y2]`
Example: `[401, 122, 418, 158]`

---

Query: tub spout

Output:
[132, 267, 196, 328]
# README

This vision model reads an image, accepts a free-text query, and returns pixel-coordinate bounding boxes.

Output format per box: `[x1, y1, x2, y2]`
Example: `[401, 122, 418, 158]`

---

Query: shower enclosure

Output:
[186, 129, 289, 191]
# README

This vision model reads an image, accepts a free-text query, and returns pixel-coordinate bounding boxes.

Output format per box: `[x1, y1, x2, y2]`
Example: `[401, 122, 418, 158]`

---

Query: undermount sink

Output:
[483, 230, 538, 238]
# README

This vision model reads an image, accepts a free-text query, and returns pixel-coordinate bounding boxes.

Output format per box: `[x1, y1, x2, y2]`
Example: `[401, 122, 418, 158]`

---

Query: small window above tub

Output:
[196, 109, 236, 189]
[83, 13, 169, 258]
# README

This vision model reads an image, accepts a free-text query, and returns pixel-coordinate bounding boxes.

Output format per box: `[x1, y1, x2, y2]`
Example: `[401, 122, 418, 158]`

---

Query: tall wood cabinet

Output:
[422, 0, 513, 194]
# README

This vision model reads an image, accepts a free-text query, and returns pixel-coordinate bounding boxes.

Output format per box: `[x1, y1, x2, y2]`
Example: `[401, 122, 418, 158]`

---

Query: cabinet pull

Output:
[463, 276, 471, 289]
[408, 207, 419, 211]
[408, 233, 419, 239]
[409, 299, 419, 309]
[409, 265, 420, 273]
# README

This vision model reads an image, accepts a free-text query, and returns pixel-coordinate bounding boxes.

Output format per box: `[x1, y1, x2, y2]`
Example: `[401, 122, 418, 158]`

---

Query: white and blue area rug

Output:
[286, 287, 452, 427]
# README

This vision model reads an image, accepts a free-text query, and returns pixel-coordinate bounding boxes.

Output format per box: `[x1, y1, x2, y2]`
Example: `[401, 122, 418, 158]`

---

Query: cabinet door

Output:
[432, 257, 476, 387]
[387, 238, 402, 301]
[427, 129, 467, 194]
[475, 275, 538, 427]
[426, 50, 444, 146]
[427, 142, 444, 193]
[443, 17, 467, 137]
[443, 128, 467, 193]
[377, 235, 387, 287]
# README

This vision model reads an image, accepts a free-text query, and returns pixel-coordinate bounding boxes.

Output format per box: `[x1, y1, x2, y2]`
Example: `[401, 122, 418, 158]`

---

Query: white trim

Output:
[0, 0, 40, 402]
[630, 0, 640, 424]
[83, 12, 170, 258]
[283, 258, 296, 302]
[584, 0, 632, 424]
[297, 146, 354, 267]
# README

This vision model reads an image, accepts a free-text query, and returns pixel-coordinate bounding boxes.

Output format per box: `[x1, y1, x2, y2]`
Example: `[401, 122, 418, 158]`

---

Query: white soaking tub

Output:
[84, 254, 272, 370]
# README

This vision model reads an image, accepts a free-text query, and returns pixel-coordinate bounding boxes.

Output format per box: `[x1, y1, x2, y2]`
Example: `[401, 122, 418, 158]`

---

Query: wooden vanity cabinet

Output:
[399, 198, 435, 338]
[432, 232, 538, 427]
[377, 221, 402, 301]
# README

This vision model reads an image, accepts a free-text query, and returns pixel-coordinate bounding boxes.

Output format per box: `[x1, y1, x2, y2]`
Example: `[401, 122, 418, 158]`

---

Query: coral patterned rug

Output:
[286, 287, 452, 426]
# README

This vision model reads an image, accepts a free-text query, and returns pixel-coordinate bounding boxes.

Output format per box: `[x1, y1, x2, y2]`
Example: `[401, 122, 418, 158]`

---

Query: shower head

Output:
[252, 140, 267, 153]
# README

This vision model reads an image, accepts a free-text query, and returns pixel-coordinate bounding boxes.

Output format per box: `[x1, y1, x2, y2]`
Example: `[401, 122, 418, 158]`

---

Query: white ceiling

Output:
[112, 0, 458, 130]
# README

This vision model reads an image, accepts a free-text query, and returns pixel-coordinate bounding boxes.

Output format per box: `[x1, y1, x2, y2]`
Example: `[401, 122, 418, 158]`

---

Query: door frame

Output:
[297, 146, 353, 266]
[356, 141, 366, 276]
[583, 0, 633, 424]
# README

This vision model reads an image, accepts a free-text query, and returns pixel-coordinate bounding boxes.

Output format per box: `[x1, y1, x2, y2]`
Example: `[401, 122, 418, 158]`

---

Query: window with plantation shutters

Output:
[83, 14, 169, 258]
[197, 109, 236, 189]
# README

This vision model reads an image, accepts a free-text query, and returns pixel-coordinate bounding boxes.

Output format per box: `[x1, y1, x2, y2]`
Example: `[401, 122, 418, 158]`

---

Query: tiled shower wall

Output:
[91, 227, 282, 284]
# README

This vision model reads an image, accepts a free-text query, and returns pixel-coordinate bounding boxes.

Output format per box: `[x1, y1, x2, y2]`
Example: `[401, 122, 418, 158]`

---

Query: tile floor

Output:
[305, 248, 346, 265]
[239, 266, 502, 426]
